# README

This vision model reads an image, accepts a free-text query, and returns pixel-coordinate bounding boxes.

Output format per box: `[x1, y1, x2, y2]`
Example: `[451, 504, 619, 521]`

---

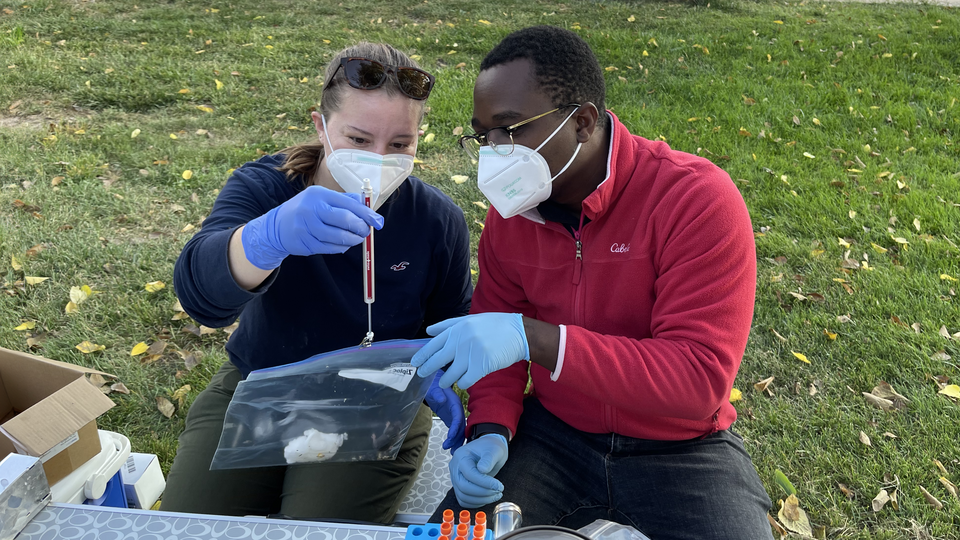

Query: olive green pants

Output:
[161, 361, 432, 523]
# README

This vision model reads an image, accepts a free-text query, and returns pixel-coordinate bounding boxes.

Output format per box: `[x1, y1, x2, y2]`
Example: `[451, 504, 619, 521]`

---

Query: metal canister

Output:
[493, 502, 522, 538]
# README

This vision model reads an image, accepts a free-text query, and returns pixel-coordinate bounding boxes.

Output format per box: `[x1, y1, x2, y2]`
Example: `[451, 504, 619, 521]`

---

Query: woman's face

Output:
[311, 86, 422, 159]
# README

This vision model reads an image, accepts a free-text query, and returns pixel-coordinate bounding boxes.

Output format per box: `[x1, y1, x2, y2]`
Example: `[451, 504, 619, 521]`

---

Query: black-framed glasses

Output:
[458, 103, 580, 159]
[331, 57, 435, 101]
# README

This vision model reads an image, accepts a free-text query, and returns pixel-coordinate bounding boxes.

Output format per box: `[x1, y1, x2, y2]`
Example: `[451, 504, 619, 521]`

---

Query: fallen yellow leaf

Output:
[131, 128, 141, 138]
[729, 388, 742, 402]
[145, 281, 166, 293]
[792, 351, 810, 364]
[838, 237, 850, 247]
[25, 276, 49, 285]
[14, 321, 36, 331]
[939, 385, 960, 400]
[478, 19, 491, 25]
[941, 274, 958, 281]
[824, 329, 838, 340]
[11, 255, 22, 271]
[215, 79, 224, 90]
[423, 133, 436, 143]
[473, 201, 488, 210]
[65, 301, 79, 314]
[871, 243, 888, 253]
[131, 342, 149, 356]
[196, 105, 214, 113]
[76, 341, 106, 353]
[451, 175, 469, 184]
[182, 170, 193, 180]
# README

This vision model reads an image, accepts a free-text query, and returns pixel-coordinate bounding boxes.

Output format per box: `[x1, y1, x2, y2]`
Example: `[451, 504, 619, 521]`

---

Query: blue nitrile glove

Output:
[424, 370, 466, 453]
[411, 313, 529, 389]
[241, 185, 384, 270]
[449, 434, 509, 508]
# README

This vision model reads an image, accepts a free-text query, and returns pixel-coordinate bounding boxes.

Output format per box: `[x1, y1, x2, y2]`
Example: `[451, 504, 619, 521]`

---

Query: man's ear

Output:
[574, 103, 600, 143]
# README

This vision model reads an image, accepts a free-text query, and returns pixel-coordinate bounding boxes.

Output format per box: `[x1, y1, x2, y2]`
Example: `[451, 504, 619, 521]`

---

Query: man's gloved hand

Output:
[423, 370, 465, 453]
[411, 313, 529, 389]
[449, 434, 509, 508]
[241, 185, 383, 270]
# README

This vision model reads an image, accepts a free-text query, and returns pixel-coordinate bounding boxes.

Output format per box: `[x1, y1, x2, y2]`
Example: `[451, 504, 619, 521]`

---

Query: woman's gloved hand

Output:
[449, 434, 509, 508]
[411, 313, 529, 389]
[423, 370, 466, 453]
[241, 185, 383, 270]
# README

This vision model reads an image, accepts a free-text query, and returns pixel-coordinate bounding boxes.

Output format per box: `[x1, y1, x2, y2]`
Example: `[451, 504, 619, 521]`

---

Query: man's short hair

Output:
[481, 25, 607, 128]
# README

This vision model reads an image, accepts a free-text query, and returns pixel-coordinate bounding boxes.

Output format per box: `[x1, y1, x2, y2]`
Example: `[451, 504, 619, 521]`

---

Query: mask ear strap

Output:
[534, 106, 580, 153]
[548, 142, 582, 183]
[320, 114, 335, 152]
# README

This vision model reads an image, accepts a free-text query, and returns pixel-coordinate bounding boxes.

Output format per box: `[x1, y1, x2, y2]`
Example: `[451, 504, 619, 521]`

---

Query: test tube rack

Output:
[404, 510, 493, 540]
[403, 525, 495, 540]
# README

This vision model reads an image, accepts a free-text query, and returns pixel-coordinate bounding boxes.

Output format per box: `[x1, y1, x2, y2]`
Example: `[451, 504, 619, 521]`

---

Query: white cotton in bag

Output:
[283, 429, 348, 464]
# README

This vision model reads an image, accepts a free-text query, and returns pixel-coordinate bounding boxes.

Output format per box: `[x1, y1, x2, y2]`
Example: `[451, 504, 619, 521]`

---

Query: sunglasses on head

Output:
[331, 57, 435, 101]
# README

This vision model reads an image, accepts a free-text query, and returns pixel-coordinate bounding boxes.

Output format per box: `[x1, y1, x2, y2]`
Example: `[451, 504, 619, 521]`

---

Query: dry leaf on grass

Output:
[110, 382, 130, 394]
[767, 514, 787, 538]
[862, 392, 895, 411]
[871, 381, 909, 408]
[859, 431, 872, 447]
[777, 494, 812, 536]
[872, 489, 890, 512]
[938, 477, 958, 499]
[171, 384, 192, 408]
[156, 396, 175, 418]
[838, 483, 855, 499]
[919, 486, 943, 509]
[754, 376, 775, 394]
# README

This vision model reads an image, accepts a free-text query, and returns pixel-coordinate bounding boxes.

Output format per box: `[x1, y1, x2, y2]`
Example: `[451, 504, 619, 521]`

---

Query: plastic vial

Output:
[456, 523, 469, 539]
[475, 512, 487, 526]
[493, 502, 522, 538]
[473, 525, 486, 539]
[441, 523, 453, 537]
[443, 509, 455, 525]
[460, 510, 471, 525]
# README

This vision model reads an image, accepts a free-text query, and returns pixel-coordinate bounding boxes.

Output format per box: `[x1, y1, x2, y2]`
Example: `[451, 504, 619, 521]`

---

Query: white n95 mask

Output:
[321, 115, 415, 210]
[477, 107, 582, 220]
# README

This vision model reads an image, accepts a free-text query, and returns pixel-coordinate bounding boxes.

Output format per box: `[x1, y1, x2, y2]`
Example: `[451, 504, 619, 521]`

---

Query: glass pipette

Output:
[359, 178, 375, 347]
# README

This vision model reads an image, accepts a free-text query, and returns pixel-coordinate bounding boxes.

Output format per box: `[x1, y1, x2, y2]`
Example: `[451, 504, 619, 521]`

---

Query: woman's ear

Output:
[310, 111, 325, 142]
[574, 103, 600, 144]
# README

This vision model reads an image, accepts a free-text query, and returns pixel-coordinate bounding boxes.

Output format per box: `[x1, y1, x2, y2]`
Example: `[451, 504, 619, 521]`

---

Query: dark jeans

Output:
[162, 361, 432, 523]
[430, 398, 773, 540]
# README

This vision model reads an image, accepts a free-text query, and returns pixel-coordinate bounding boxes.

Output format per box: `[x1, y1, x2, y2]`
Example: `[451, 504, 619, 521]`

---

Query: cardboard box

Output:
[0, 454, 50, 540]
[0, 346, 115, 485]
[120, 452, 165, 509]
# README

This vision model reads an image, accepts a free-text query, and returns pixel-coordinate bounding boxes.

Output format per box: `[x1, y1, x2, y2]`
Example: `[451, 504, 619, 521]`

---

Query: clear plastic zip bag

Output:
[210, 339, 433, 470]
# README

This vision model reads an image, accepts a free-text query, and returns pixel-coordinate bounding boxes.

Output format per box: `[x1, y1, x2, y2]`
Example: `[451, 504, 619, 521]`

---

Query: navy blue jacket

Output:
[173, 154, 472, 377]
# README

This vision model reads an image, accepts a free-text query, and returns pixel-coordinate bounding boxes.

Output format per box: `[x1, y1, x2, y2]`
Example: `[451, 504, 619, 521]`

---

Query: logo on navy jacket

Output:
[391, 261, 410, 271]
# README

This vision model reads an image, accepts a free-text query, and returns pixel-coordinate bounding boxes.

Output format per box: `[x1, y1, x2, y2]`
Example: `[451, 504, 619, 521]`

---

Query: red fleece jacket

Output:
[465, 112, 756, 441]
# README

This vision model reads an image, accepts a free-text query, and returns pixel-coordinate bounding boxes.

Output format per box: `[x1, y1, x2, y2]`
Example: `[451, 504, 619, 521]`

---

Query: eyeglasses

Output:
[458, 103, 580, 160]
[330, 57, 435, 101]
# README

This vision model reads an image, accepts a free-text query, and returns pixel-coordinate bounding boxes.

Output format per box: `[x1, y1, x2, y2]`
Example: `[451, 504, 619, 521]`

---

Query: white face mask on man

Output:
[476, 107, 582, 220]
[321, 115, 415, 211]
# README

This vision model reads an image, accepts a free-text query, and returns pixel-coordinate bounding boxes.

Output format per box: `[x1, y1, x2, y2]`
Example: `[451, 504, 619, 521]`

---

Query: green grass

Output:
[1, 0, 959, 537]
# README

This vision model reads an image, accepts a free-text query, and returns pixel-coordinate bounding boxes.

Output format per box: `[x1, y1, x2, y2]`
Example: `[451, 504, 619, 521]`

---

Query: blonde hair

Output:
[279, 43, 428, 186]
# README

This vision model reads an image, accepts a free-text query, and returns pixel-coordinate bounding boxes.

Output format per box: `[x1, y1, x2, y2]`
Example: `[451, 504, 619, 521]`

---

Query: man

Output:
[412, 26, 773, 540]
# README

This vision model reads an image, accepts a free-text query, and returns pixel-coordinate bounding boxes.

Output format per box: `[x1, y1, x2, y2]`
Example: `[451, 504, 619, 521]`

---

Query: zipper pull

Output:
[573, 239, 582, 284]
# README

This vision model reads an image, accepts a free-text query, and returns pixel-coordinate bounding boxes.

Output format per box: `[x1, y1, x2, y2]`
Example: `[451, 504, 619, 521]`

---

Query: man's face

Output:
[471, 58, 581, 201]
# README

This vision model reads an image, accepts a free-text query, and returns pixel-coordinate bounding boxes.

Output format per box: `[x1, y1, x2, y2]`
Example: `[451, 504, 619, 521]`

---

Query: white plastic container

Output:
[49, 430, 130, 504]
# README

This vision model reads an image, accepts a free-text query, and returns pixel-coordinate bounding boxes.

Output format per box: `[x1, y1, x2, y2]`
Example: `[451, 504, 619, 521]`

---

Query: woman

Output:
[164, 42, 472, 522]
